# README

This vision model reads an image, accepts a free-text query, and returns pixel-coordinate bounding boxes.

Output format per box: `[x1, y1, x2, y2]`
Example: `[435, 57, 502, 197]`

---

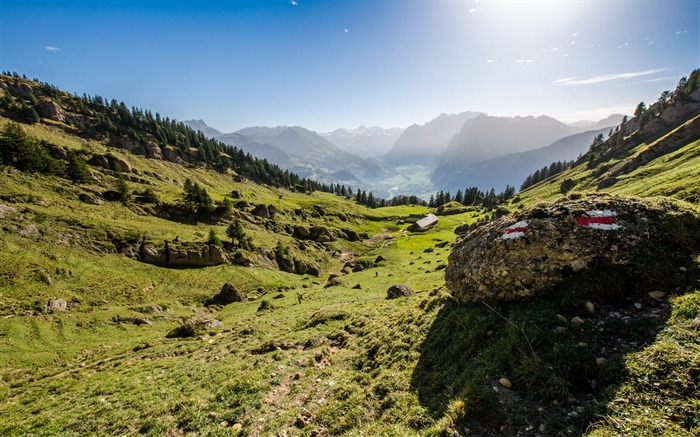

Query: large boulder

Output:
[309, 226, 336, 243]
[387, 285, 416, 299]
[251, 204, 270, 218]
[446, 194, 700, 302]
[211, 283, 245, 305]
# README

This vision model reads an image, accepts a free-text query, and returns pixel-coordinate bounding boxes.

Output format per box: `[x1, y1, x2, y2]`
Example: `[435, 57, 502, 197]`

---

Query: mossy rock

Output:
[446, 194, 700, 302]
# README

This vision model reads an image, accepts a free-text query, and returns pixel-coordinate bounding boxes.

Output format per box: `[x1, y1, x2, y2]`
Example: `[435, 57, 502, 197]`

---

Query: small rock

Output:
[634, 303, 643, 310]
[219, 421, 229, 428]
[648, 291, 667, 299]
[556, 314, 568, 323]
[44, 298, 67, 313]
[596, 357, 606, 366]
[295, 414, 310, 428]
[570, 316, 584, 326]
[231, 423, 242, 431]
[499, 377, 512, 388]
[208, 412, 218, 420]
[585, 301, 595, 314]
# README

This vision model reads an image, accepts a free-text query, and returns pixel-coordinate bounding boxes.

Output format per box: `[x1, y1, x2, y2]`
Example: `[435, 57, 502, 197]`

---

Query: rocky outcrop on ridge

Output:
[446, 194, 700, 302]
[138, 243, 226, 267]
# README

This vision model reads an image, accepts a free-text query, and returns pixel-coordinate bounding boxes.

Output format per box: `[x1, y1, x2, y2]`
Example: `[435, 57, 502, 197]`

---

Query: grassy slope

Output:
[1, 109, 699, 436]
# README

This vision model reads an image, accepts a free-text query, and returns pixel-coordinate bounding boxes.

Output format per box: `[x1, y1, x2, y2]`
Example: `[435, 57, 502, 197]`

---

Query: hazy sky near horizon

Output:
[2, 0, 698, 132]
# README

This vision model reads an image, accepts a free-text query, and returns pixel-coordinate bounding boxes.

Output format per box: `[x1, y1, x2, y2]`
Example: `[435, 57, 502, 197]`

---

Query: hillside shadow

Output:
[410, 274, 679, 435]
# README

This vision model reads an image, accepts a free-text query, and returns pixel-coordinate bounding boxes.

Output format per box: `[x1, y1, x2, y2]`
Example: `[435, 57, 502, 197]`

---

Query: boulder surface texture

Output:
[446, 194, 700, 302]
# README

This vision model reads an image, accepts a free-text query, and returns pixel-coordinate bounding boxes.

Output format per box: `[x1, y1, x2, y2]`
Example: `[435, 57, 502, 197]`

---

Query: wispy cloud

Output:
[515, 59, 534, 63]
[44, 46, 61, 52]
[469, 8, 478, 14]
[344, 28, 349, 33]
[616, 42, 629, 49]
[290, 0, 298, 6]
[675, 30, 687, 35]
[553, 68, 667, 86]
[486, 59, 494, 63]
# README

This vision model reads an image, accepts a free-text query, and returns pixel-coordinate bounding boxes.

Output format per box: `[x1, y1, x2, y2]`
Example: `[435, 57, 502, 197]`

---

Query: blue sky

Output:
[1, 0, 698, 132]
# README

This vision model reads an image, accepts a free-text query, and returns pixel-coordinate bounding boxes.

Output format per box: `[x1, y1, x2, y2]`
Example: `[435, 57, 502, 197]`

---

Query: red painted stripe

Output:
[576, 216, 617, 226]
[505, 226, 528, 234]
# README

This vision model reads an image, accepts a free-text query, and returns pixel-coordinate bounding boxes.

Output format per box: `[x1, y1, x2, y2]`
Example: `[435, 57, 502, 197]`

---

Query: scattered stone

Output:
[585, 301, 596, 314]
[423, 247, 434, 253]
[39, 271, 52, 285]
[114, 316, 153, 326]
[648, 291, 667, 299]
[231, 423, 242, 432]
[19, 224, 39, 238]
[499, 377, 512, 388]
[596, 357, 606, 366]
[386, 285, 415, 299]
[44, 298, 67, 313]
[79, 193, 103, 205]
[0, 204, 17, 219]
[634, 303, 643, 310]
[352, 284, 362, 290]
[374, 255, 385, 263]
[570, 316, 585, 326]
[295, 414, 310, 428]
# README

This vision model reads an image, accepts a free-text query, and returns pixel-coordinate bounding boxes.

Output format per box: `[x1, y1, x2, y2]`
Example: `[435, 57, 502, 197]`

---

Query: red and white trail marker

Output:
[576, 210, 620, 230]
[501, 221, 529, 239]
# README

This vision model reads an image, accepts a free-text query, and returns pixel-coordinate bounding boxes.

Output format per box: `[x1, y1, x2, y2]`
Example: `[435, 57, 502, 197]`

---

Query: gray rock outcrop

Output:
[138, 243, 226, 267]
[446, 194, 700, 302]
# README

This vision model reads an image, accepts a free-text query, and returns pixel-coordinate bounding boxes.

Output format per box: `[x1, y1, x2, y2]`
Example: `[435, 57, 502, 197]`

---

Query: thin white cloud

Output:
[469, 8, 477, 14]
[675, 30, 687, 35]
[486, 59, 494, 63]
[515, 59, 534, 63]
[344, 28, 349, 33]
[553, 68, 667, 86]
[44, 46, 61, 52]
[617, 42, 629, 49]
[290, 0, 298, 5]
[572, 32, 580, 37]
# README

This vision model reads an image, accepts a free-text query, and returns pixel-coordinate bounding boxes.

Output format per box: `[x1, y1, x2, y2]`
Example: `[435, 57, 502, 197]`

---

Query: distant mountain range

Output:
[382, 111, 482, 166]
[185, 111, 623, 197]
[184, 121, 394, 188]
[430, 114, 623, 192]
[319, 126, 404, 158]
[440, 126, 616, 192]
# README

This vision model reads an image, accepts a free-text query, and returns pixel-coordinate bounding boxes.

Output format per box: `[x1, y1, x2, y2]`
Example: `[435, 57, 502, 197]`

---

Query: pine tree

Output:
[66, 151, 91, 183]
[207, 228, 222, 246]
[226, 219, 252, 250]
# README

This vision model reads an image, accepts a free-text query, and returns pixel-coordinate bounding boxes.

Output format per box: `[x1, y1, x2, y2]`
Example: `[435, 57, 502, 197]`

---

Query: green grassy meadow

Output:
[1, 107, 699, 436]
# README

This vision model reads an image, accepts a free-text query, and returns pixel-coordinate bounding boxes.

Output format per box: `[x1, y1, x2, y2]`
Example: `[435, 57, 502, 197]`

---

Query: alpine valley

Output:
[1, 68, 699, 437]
